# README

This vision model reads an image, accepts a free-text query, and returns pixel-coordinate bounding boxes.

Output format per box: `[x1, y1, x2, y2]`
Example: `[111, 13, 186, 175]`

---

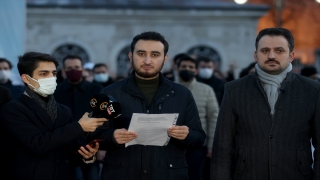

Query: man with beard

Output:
[89, 31, 206, 180]
[211, 28, 320, 180]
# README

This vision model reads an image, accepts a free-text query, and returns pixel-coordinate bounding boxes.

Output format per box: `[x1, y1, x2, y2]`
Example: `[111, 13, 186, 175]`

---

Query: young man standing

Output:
[90, 31, 206, 180]
[0, 52, 107, 180]
[211, 28, 320, 180]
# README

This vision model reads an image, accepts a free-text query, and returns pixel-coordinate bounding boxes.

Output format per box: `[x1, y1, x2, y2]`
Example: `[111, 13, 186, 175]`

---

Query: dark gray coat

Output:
[211, 72, 320, 180]
[90, 72, 206, 180]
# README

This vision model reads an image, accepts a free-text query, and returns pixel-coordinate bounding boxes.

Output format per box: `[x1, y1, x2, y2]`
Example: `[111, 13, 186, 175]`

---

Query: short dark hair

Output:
[255, 28, 294, 52]
[93, 63, 108, 70]
[130, 31, 169, 55]
[62, 54, 83, 67]
[239, 62, 256, 78]
[300, 66, 318, 77]
[17, 52, 58, 76]
[0, 58, 13, 69]
[173, 53, 190, 65]
[177, 56, 198, 69]
[196, 56, 213, 64]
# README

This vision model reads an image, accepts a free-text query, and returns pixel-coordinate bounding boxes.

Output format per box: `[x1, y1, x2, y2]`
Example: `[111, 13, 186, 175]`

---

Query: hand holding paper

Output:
[114, 128, 138, 144]
[126, 113, 179, 147]
[168, 125, 189, 140]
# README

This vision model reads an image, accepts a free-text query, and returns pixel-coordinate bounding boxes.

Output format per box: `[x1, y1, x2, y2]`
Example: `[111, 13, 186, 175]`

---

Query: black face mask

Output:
[179, 70, 195, 82]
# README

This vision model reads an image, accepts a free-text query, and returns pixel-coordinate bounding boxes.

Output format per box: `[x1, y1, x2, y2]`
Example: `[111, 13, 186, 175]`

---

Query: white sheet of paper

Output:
[125, 113, 179, 147]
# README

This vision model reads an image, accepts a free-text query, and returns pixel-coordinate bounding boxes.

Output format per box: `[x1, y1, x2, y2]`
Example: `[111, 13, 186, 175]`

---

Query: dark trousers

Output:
[185, 146, 207, 180]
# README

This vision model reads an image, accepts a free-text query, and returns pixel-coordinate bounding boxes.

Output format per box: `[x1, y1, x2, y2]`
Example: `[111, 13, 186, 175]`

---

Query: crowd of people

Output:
[0, 27, 320, 180]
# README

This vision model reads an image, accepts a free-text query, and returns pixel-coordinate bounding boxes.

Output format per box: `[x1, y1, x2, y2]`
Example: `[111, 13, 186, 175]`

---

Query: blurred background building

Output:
[231, 0, 320, 73]
[1, 0, 320, 80]
[25, 0, 268, 78]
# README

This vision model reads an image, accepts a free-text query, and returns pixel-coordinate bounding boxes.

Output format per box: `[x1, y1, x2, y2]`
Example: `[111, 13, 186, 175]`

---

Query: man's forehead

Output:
[199, 61, 213, 65]
[0, 62, 10, 67]
[135, 40, 164, 51]
[65, 58, 82, 65]
[180, 61, 195, 66]
[36, 61, 57, 71]
[258, 35, 289, 48]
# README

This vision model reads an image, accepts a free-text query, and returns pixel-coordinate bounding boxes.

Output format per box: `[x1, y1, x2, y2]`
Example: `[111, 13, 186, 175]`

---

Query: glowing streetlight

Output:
[234, 0, 248, 4]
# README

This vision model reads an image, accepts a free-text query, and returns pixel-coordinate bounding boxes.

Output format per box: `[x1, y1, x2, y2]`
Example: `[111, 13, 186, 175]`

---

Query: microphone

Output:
[88, 94, 110, 118]
[88, 94, 122, 118]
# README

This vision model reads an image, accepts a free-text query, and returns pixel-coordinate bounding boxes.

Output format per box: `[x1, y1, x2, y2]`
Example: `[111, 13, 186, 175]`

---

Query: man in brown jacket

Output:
[211, 28, 320, 180]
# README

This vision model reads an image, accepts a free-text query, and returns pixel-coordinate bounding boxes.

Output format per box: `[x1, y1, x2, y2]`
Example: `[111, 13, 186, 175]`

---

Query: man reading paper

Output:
[89, 31, 206, 180]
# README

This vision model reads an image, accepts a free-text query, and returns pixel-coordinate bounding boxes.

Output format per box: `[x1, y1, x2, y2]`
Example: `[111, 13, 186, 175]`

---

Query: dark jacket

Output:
[90, 72, 206, 180]
[0, 85, 11, 108]
[211, 72, 320, 180]
[0, 94, 86, 180]
[0, 80, 25, 99]
[93, 78, 114, 88]
[54, 79, 103, 120]
[196, 75, 225, 106]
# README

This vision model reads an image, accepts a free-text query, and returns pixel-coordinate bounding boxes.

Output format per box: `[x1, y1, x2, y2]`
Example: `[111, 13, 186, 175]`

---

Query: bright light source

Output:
[316, 0, 320, 3]
[234, 0, 248, 4]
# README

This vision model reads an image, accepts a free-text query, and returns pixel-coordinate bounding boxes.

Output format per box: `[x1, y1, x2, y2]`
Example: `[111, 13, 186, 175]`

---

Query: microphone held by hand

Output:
[88, 94, 122, 118]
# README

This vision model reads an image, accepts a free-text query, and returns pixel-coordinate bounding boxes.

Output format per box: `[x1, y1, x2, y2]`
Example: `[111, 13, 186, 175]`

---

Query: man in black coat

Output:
[90, 31, 206, 180]
[211, 28, 320, 180]
[0, 52, 107, 180]
[54, 55, 103, 121]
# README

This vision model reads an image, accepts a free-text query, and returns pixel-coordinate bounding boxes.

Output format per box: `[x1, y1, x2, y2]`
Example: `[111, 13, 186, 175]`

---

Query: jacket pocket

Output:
[235, 147, 247, 174]
[297, 148, 312, 175]
[167, 159, 189, 180]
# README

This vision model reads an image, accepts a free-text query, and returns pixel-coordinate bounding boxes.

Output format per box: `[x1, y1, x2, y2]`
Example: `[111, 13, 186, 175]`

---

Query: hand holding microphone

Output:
[78, 112, 108, 132]
[89, 94, 122, 119]
[78, 94, 122, 132]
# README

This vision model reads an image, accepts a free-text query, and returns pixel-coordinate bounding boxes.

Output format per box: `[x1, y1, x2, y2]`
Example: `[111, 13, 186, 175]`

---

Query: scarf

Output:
[25, 87, 57, 122]
[255, 63, 292, 115]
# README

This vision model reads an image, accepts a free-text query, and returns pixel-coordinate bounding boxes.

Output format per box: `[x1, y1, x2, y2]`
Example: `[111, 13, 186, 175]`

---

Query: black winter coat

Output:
[90, 72, 206, 180]
[0, 94, 86, 180]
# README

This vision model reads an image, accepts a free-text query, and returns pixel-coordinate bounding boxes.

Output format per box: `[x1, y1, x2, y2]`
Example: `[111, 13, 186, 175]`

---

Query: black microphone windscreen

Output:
[89, 94, 110, 118]
[105, 102, 122, 119]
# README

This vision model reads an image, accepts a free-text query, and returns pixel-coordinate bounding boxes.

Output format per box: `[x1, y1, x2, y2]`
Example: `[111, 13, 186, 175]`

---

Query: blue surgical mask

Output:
[94, 73, 109, 83]
[198, 68, 213, 79]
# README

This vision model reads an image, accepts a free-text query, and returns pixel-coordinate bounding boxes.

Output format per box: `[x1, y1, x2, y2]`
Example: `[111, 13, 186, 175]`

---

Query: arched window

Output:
[117, 45, 131, 78]
[52, 44, 90, 69]
[187, 45, 222, 69]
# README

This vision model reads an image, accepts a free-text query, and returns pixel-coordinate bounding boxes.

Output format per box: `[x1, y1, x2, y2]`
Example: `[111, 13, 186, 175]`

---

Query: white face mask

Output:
[0, 70, 11, 82]
[198, 68, 213, 79]
[94, 73, 109, 83]
[27, 75, 57, 97]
